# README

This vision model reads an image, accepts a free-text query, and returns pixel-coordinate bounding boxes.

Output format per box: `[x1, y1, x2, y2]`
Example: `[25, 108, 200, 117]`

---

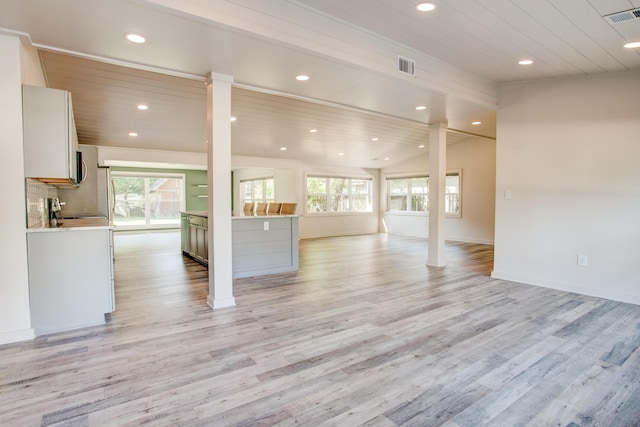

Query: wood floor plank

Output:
[1, 232, 639, 426]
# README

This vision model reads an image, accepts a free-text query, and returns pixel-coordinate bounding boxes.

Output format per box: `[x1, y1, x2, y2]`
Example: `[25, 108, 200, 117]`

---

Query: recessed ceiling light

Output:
[125, 33, 146, 44]
[418, 145, 425, 148]
[128, 132, 138, 137]
[230, 116, 237, 122]
[416, 3, 435, 12]
[415, 105, 427, 111]
[518, 59, 534, 65]
[309, 129, 318, 133]
[624, 41, 640, 49]
[137, 104, 148, 110]
[296, 74, 310, 81]
[472, 121, 482, 125]
[384, 157, 390, 161]
[280, 147, 287, 151]
[372, 137, 379, 141]
[338, 152, 345, 156]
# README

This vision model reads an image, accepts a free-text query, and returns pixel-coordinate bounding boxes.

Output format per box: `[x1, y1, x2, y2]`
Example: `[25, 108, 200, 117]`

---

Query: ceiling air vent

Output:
[398, 56, 416, 76]
[604, 8, 640, 24]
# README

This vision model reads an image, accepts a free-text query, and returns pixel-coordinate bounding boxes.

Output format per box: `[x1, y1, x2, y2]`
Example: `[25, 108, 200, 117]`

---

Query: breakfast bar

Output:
[181, 211, 299, 278]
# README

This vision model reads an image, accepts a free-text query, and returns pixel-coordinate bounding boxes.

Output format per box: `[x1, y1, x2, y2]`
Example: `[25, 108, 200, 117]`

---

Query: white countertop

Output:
[181, 211, 207, 217]
[232, 214, 298, 219]
[181, 211, 298, 219]
[27, 217, 113, 233]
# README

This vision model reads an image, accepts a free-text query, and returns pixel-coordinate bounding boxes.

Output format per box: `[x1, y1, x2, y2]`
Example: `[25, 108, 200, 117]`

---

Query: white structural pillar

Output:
[427, 122, 447, 267]
[206, 72, 236, 309]
[0, 34, 34, 344]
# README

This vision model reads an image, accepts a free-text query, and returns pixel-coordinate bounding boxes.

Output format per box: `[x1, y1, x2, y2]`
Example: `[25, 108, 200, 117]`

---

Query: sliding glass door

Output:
[112, 172, 185, 229]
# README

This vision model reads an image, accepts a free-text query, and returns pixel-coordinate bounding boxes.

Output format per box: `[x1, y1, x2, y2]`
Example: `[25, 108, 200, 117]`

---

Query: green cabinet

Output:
[181, 212, 208, 266]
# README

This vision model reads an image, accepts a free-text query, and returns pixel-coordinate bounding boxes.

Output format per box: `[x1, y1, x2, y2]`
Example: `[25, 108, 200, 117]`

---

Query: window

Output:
[444, 172, 461, 217]
[112, 173, 185, 228]
[306, 175, 373, 213]
[386, 170, 461, 217]
[241, 177, 274, 204]
[388, 176, 429, 212]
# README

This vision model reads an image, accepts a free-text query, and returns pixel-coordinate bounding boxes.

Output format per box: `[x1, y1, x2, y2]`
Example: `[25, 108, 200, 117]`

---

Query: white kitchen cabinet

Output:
[27, 227, 114, 335]
[22, 85, 79, 185]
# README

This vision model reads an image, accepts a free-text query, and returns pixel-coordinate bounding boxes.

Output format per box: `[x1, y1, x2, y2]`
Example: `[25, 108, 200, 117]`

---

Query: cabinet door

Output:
[189, 224, 199, 257]
[196, 227, 207, 260]
[108, 229, 115, 312]
[181, 215, 190, 252]
[28, 230, 111, 335]
[22, 85, 78, 183]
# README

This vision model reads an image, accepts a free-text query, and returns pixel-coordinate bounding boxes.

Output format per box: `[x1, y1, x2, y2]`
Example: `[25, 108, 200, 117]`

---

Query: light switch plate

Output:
[264, 221, 269, 231]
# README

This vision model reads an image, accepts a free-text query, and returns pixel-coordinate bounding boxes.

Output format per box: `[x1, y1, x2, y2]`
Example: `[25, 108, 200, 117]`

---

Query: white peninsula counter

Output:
[181, 212, 299, 278]
[232, 214, 299, 278]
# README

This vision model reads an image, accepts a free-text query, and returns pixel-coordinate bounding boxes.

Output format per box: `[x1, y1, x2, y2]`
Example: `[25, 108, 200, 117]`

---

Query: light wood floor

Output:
[2, 232, 640, 426]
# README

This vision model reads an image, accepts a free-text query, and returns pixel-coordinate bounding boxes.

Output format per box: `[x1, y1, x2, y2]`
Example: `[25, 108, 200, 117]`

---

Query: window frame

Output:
[239, 176, 275, 204]
[111, 171, 186, 229]
[385, 169, 462, 218]
[304, 173, 374, 215]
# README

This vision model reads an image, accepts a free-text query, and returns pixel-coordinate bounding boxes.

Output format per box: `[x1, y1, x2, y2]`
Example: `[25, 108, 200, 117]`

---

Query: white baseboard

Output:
[386, 231, 495, 245]
[207, 295, 236, 310]
[491, 270, 640, 306]
[447, 237, 495, 245]
[0, 328, 35, 345]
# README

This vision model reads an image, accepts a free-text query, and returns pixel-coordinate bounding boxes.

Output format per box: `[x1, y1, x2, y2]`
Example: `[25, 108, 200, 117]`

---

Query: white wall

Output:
[381, 136, 496, 244]
[232, 167, 297, 215]
[232, 155, 380, 239]
[493, 71, 640, 305]
[98, 146, 207, 169]
[0, 34, 42, 343]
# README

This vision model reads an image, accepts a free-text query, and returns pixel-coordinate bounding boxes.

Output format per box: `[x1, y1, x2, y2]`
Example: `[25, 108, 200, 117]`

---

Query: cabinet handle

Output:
[81, 159, 88, 182]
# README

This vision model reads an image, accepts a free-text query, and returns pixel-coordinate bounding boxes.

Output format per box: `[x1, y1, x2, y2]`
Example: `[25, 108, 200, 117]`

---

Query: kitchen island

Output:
[181, 211, 299, 278]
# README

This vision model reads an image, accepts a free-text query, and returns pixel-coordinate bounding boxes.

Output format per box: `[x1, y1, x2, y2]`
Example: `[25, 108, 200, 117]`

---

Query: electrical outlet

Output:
[263, 221, 269, 231]
[577, 254, 588, 266]
[504, 190, 512, 200]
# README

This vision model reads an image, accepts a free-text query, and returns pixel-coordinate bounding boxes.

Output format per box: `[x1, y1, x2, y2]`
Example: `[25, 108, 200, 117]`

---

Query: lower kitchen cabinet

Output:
[181, 212, 208, 266]
[27, 228, 114, 336]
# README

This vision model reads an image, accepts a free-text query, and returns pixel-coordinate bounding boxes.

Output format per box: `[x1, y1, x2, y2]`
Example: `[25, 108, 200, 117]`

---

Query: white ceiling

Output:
[297, 0, 640, 81]
[1, 0, 639, 168]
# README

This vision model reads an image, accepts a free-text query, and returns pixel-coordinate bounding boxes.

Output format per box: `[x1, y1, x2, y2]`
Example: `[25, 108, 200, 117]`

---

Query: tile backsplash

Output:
[26, 178, 58, 228]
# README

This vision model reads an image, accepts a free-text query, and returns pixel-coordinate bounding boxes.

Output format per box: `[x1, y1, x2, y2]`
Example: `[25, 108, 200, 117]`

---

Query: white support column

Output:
[427, 122, 447, 267]
[0, 34, 34, 344]
[206, 72, 236, 309]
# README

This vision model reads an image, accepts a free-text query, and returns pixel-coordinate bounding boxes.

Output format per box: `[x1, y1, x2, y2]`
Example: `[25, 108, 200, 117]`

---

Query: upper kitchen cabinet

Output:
[22, 85, 79, 186]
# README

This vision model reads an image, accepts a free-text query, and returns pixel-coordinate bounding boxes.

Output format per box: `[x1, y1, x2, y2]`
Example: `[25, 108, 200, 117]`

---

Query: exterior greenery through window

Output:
[386, 171, 461, 216]
[241, 177, 274, 204]
[112, 173, 185, 228]
[306, 175, 373, 213]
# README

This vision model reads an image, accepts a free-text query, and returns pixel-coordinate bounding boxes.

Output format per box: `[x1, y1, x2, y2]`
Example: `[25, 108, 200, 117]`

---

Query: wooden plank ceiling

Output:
[40, 50, 475, 169]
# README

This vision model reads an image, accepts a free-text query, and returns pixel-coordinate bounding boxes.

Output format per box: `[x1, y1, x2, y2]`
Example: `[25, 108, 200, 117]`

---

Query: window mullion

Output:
[326, 178, 330, 212]
[144, 178, 151, 226]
